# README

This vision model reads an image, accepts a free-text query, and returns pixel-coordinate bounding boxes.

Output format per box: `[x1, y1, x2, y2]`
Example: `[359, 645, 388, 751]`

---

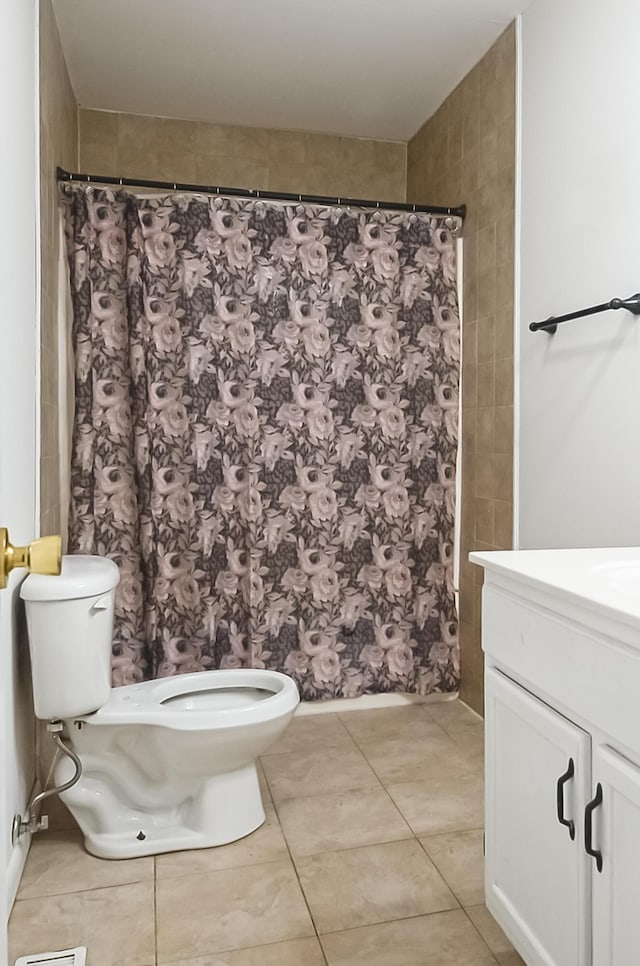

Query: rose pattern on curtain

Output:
[62, 185, 460, 699]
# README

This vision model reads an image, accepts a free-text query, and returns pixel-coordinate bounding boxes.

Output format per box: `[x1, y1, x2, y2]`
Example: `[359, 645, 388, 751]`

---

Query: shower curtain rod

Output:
[56, 166, 466, 221]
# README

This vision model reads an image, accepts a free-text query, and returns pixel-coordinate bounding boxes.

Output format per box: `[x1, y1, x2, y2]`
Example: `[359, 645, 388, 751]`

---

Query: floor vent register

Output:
[15, 948, 87, 966]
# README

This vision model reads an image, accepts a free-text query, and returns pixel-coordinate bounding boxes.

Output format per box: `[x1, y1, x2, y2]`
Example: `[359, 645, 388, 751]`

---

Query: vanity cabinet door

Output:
[591, 744, 640, 966]
[485, 668, 591, 966]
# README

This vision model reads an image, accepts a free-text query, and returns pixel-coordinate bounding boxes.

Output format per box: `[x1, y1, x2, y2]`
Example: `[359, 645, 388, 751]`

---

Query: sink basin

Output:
[589, 559, 640, 597]
[470, 546, 640, 631]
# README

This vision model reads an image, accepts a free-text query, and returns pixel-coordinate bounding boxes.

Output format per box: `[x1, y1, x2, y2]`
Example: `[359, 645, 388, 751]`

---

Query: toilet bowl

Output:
[20, 556, 299, 859]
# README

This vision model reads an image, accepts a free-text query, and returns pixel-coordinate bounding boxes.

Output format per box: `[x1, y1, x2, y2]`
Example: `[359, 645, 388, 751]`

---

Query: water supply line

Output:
[12, 720, 82, 843]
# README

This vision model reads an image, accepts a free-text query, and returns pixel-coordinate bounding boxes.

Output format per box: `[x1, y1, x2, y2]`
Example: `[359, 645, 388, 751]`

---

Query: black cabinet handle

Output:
[556, 757, 575, 840]
[585, 782, 603, 872]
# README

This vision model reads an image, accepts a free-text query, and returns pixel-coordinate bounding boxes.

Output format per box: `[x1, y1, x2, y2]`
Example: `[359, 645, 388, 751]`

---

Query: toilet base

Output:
[58, 761, 267, 860]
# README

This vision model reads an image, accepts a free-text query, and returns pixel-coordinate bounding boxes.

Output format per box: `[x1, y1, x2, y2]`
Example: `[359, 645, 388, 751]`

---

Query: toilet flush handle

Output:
[91, 596, 111, 612]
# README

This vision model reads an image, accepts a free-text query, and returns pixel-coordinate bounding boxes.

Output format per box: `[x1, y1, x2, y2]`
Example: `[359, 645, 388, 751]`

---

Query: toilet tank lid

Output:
[20, 555, 120, 601]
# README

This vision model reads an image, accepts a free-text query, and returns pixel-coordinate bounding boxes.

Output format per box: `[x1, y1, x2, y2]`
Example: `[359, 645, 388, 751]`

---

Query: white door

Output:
[485, 667, 592, 966]
[0, 0, 40, 958]
[591, 744, 640, 966]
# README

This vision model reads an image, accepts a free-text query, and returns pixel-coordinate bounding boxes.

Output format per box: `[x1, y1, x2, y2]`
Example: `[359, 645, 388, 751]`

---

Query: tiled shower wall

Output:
[407, 24, 516, 713]
[78, 109, 407, 203]
[39, 0, 77, 538]
[40, 7, 516, 719]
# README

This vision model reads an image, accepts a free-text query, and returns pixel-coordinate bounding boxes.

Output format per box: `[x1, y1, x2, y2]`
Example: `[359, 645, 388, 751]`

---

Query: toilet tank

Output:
[20, 555, 120, 720]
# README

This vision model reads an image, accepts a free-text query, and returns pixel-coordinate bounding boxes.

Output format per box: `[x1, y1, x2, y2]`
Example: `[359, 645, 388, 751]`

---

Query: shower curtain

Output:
[62, 185, 460, 699]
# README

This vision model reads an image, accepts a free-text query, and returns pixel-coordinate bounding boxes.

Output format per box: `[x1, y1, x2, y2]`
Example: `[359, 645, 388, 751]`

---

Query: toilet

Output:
[20, 555, 299, 859]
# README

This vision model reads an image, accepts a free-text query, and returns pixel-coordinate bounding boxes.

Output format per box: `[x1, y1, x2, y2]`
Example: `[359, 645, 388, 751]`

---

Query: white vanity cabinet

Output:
[590, 745, 640, 965]
[471, 548, 640, 966]
[485, 667, 591, 966]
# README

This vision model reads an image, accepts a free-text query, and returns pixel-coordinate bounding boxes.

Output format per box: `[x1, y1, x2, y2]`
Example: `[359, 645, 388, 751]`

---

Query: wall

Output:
[37, 0, 78, 794]
[78, 109, 407, 202]
[1, 0, 40, 924]
[39, 0, 77, 539]
[407, 24, 516, 713]
[518, 0, 640, 549]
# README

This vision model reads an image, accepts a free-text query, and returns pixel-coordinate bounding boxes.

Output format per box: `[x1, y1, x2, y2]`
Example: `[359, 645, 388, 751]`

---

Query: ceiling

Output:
[52, 0, 528, 142]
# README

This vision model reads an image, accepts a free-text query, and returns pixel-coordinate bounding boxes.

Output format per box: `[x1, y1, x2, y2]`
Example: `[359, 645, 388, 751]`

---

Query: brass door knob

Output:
[0, 527, 62, 590]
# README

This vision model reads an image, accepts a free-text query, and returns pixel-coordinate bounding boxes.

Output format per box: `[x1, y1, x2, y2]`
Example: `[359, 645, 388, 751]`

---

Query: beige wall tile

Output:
[194, 121, 235, 156]
[475, 497, 494, 545]
[407, 22, 516, 714]
[494, 500, 513, 549]
[80, 110, 406, 202]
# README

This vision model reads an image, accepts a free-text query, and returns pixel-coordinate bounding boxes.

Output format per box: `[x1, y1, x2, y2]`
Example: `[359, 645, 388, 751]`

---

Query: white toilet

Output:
[20, 555, 299, 859]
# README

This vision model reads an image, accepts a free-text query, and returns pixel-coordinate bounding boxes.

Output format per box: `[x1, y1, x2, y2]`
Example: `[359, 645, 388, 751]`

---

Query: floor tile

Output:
[156, 805, 289, 878]
[338, 706, 448, 744]
[450, 724, 485, 761]
[17, 830, 153, 900]
[497, 953, 527, 965]
[466, 903, 517, 957]
[9, 881, 155, 966]
[387, 768, 484, 835]
[162, 936, 326, 965]
[261, 745, 379, 802]
[420, 829, 485, 906]
[276, 785, 412, 857]
[156, 859, 314, 961]
[320, 908, 498, 965]
[358, 731, 478, 785]
[257, 760, 272, 803]
[296, 839, 457, 933]
[426, 699, 483, 734]
[266, 711, 354, 755]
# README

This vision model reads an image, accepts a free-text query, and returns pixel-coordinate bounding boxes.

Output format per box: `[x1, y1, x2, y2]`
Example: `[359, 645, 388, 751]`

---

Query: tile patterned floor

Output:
[8, 699, 525, 966]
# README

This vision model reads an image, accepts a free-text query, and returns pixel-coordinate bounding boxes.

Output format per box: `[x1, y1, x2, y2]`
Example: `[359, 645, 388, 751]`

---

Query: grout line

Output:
[416, 833, 487, 909]
[258, 758, 329, 953]
[153, 855, 159, 966]
[269, 794, 329, 965]
[317, 906, 468, 939]
[461, 905, 504, 966]
[283, 834, 418, 863]
[15, 871, 156, 902]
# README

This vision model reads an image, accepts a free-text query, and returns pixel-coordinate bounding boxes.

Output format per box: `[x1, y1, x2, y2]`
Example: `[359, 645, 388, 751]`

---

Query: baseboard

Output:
[6, 827, 30, 916]
[5, 777, 39, 917]
[296, 690, 459, 715]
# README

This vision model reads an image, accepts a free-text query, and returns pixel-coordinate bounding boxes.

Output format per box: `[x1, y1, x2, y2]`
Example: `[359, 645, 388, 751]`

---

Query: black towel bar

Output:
[530, 293, 640, 334]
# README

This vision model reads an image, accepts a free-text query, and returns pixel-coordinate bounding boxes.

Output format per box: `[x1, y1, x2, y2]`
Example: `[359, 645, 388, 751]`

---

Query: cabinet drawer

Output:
[482, 585, 640, 762]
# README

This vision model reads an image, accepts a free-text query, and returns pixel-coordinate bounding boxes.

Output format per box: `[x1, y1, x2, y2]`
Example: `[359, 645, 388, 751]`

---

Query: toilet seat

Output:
[76, 668, 299, 730]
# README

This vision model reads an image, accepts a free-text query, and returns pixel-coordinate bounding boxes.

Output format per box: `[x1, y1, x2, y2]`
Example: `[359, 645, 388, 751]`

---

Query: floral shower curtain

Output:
[62, 184, 460, 699]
